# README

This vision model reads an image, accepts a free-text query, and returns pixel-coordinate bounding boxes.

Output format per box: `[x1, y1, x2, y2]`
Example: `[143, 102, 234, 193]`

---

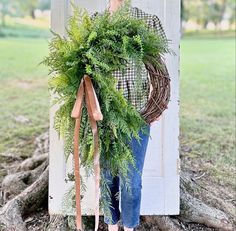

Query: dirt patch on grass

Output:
[180, 138, 236, 227]
[6, 79, 47, 90]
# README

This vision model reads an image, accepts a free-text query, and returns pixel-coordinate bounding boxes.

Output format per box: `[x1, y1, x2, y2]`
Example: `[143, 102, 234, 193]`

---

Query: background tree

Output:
[228, 0, 236, 24]
[183, 0, 235, 30]
[38, 0, 50, 11]
[18, 0, 38, 19]
[0, 0, 19, 26]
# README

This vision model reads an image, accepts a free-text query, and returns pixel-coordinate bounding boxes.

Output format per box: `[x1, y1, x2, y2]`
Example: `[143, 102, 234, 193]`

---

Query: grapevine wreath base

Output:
[141, 55, 170, 124]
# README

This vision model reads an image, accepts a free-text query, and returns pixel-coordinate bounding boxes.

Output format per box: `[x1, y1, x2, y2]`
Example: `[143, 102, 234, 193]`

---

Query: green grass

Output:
[0, 38, 50, 156]
[0, 16, 50, 38]
[0, 24, 50, 38]
[180, 37, 235, 188]
[183, 29, 235, 39]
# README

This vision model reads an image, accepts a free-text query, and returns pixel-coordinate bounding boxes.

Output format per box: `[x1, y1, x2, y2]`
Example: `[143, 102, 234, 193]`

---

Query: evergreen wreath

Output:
[42, 0, 174, 223]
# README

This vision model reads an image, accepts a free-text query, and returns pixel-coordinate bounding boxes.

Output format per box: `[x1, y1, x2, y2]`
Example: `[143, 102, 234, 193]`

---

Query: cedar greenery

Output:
[42, 0, 172, 222]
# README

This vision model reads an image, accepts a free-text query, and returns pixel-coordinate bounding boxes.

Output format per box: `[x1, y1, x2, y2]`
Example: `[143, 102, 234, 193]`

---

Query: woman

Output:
[101, 1, 167, 230]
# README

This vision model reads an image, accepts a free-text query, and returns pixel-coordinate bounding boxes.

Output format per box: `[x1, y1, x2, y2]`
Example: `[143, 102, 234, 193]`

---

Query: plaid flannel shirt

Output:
[91, 6, 168, 112]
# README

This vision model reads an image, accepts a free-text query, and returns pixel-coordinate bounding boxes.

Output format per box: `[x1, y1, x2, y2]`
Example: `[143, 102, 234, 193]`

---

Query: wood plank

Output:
[49, 0, 68, 215]
[162, 0, 180, 214]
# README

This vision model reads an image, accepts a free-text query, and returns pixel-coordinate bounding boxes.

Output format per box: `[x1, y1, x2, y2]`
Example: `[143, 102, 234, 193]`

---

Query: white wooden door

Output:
[49, 0, 180, 216]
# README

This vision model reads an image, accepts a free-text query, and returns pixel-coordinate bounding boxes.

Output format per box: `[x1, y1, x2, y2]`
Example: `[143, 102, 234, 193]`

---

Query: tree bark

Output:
[1, 12, 6, 27]
[0, 164, 48, 231]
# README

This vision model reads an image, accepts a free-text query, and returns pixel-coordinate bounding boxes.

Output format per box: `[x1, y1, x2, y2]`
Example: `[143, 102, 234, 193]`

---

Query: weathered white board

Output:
[49, 0, 180, 216]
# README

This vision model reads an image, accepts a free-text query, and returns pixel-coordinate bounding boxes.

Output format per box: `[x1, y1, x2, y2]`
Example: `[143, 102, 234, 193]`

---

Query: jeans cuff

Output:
[104, 214, 120, 225]
[104, 218, 120, 225]
[121, 220, 140, 229]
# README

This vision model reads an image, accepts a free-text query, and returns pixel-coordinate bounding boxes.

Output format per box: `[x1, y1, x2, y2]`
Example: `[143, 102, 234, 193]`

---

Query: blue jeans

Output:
[102, 124, 151, 228]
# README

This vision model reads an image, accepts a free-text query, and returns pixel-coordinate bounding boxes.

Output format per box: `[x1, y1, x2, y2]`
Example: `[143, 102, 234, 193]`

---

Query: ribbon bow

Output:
[71, 74, 103, 231]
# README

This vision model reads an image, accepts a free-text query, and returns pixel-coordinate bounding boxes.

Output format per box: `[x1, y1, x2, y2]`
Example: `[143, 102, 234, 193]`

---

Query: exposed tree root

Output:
[47, 214, 69, 231]
[137, 215, 182, 231]
[0, 164, 48, 231]
[179, 172, 234, 231]
[0, 132, 235, 231]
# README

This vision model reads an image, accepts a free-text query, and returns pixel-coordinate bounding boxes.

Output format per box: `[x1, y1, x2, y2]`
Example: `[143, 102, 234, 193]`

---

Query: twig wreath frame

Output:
[142, 55, 171, 123]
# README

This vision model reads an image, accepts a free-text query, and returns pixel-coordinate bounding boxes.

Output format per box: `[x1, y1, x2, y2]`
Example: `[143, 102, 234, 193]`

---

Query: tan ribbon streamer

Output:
[71, 74, 103, 231]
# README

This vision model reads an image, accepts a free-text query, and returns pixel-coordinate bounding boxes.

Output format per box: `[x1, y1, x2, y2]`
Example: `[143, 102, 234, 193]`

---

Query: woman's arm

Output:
[152, 15, 168, 43]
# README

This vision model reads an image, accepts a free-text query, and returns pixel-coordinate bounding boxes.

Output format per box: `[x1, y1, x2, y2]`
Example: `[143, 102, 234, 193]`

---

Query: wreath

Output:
[43, 0, 174, 229]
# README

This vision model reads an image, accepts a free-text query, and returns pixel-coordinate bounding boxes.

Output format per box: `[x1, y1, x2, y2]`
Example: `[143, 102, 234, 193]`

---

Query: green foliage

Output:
[42, 0, 172, 221]
[0, 0, 20, 26]
[0, 0, 39, 24]
[17, 0, 38, 18]
[182, 0, 235, 28]
[38, 0, 50, 11]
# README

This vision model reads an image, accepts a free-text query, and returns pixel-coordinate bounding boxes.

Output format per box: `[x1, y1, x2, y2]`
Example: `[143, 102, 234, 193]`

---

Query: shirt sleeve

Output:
[152, 15, 168, 43]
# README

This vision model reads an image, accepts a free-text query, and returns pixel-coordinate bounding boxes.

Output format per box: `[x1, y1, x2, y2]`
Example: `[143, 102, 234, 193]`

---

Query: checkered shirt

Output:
[91, 6, 167, 112]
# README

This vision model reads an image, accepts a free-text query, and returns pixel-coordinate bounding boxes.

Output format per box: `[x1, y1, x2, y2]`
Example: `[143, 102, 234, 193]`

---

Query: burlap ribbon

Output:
[71, 74, 103, 231]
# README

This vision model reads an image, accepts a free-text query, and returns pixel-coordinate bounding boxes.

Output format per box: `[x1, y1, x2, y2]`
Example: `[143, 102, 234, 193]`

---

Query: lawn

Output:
[180, 36, 235, 191]
[0, 33, 235, 193]
[0, 37, 50, 157]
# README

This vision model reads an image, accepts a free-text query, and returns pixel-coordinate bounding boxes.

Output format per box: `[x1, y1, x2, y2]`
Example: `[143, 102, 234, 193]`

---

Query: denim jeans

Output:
[102, 124, 151, 228]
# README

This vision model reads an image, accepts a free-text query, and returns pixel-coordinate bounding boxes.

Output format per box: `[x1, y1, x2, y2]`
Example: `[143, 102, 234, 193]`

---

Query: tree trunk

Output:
[1, 12, 6, 27]
[30, 9, 36, 19]
[0, 165, 48, 231]
[219, 0, 227, 23]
